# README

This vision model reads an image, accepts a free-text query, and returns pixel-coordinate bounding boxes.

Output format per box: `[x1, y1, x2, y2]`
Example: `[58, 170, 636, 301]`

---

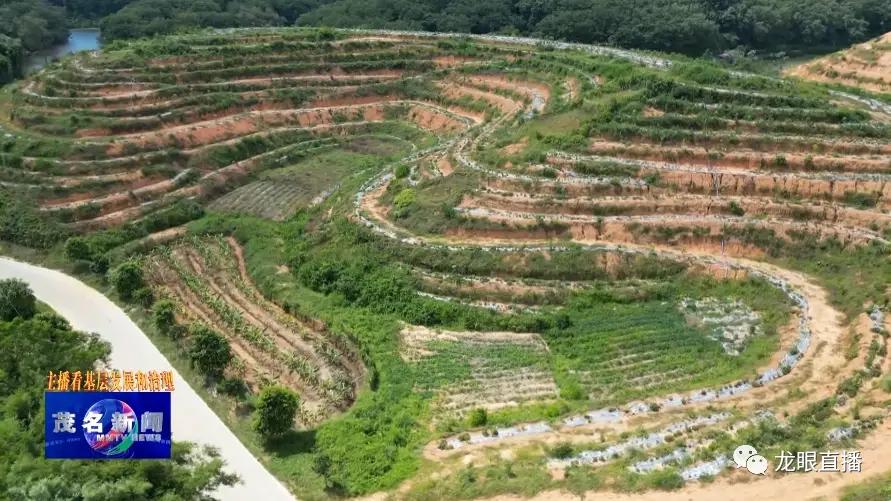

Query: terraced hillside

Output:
[786, 31, 891, 95]
[6, 27, 891, 501]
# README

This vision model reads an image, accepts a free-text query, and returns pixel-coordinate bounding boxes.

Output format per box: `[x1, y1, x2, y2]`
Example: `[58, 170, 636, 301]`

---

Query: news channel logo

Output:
[45, 391, 171, 459]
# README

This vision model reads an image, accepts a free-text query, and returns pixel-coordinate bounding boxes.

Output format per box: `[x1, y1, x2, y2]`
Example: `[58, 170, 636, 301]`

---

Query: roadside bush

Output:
[64, 236, 93, 261]
[217, 377, 249, 399]
[133, 287, 155, 308]
[0, 278, 37, 321]
[90, 254, 110, 275]
[152, 299, 177, 333]
[109, 260, 145, 301]
[34, 311, 70, 331]
[253, 385, 300, 439]
[468, 408, 488, 427]
[187, 324, 232, 380]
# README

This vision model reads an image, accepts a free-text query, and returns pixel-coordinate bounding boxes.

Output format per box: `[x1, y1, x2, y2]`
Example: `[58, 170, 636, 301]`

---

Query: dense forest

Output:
[2, 0, 891, 59]
[298, 0, 891, 56]
[0, 0, 67, 53]
[98, 0, 334, 42]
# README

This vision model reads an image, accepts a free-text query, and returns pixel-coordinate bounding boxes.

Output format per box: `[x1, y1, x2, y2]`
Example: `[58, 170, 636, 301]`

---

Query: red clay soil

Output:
[586, 140, 891, 173]
[484, 177, 652, 199]
[464, 192, 891, 230]
[466, 75, 552, 103]
[41, 176, 174, 209]
[592, 134, 891, 156]
[438, 155, 455, 175]
[650, 167, 891, 203]
[151, 260, 298, 394]
[564, 78, 580, 101]
[53, 170, 145, 187]
[73, 205, 146, 230]
[501, 137, 529, 155]
[439, 82, 522, 114]
[408, 106, 468, 133]
[75, 127, 113, 138]
[101, 99, 467, 154]
[433, 56, 482, 67]
[307, 94, 400, 108]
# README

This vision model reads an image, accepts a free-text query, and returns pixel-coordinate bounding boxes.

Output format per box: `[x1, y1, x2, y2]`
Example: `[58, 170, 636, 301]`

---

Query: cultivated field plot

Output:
[210, 133, 424, 219]
[401, 326, 559, 415]
[145, 235, 364, 423]
[8, 27, 891, 501]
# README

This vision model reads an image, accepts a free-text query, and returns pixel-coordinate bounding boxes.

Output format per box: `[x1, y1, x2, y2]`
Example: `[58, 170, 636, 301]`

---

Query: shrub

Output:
[64, 237, 93, 261]
[394, 188, 416, 210]
[133, 287, 155, 308]
[550, 442, 574, 459]
[647, 469, 684, 491]
[152, 299, 177, 334]
[89, 254, 110, 275]
[555, 312, 573, 329]
[837, 374, 863, 397]
[560, 382, 587, 400]
[458, 432, 470, 442]
[775, 154, 787, 167]
[253, 385, 300, 439]
[0, 278, 36, 321]
[217, 377, 248, 399]
[468, 408, 488, 427]
[187, 324, 232, 380]
[109, 260, 144, 301]
[544, 400, 570, 417]
[34, 311, 71, 331]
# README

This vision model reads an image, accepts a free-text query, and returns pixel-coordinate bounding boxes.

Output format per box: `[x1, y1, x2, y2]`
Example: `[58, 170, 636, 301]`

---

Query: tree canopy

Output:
[99, 0, 332, 42]
[1, 0, 891, 71]
[0, 0, 67, 53]
[0, 286, 239, 499]
[297, 0, 891, 55]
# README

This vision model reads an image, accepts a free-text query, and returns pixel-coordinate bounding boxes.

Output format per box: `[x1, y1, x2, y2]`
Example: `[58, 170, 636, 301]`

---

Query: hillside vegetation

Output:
[4, 27, 891, 501]
[786, 30, 891, 95]
[5, 0, 891, 60]
[0, 278, 237, 499]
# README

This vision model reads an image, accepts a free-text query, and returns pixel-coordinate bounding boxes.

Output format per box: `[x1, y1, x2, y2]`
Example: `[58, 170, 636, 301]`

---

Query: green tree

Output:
[549, 442, 574, 459]
[253, 385, 300, 439]
[188, 324, 232, 379]
[0, 278, 36, 321]
[0, 316, 239, 497]
[152, 299, 177, 334]
[109, 260, 145, 301]
[468, 407, 488, 427]
[64, 237, 93, 261]
[34, 311, 71, 331]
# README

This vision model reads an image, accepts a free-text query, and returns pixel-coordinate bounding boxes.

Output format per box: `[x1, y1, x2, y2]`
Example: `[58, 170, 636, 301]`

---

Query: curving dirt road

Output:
[0, 256, 296, 501]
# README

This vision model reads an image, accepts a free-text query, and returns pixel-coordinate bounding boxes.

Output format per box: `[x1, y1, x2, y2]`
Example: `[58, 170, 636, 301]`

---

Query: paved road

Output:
[0, 257, 296, 501]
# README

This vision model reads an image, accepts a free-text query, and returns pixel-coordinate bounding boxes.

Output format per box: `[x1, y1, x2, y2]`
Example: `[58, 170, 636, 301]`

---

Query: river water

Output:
[24, 29, 101, 74]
